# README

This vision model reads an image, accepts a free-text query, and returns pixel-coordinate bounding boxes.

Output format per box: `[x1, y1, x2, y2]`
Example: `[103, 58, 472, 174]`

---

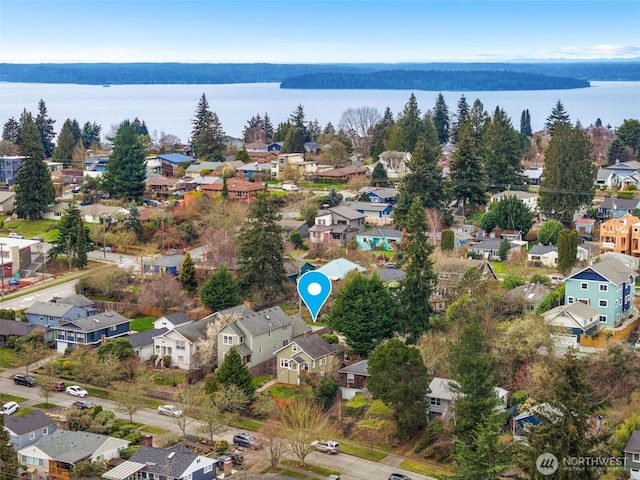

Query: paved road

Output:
[0, 278, 80, 311]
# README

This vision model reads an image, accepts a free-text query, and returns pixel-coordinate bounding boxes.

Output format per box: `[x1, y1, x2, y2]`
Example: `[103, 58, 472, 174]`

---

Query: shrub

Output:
[120, 445, 142, 460]
[215, 440, 228, 454]
[321, 334, 339, 344]
[155, 432, 180, 449]
[162, 355, 172, 368]
[95, 410, 116, 424]
[344, 393, 368, 417]
[502, 274, 526, 290]
[123, 431, 143, 444]
[414, 419, 446, 454]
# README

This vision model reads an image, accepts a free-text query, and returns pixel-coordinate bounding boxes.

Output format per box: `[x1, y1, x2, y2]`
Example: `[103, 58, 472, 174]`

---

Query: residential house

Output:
[200, 177, 265, 199]
[146, 177, 179, 198]
[375, 266, 406, 293]
[184, 161, 224, 175]
[51, 168, 83, 188]
[24, 301, 89, 328]
[154, 312, 192, 330]
[238, 161, 272, 180]
[621, 172, 640, 190]
[0, 155, 23, 184]
[142, 254, 185, 276]
[128, 328, 167, 361]
[431, 257, 497, 312]
[624, 430, 640, 480]
[53, 311, 131, 353]
[107, 444, 217, 480]
[599, 213, 640, 255]
[542, 301, 600, 348]
[4, 410, 57, 450]
[427, 377, 508, 420]
[315, 257, 366, 281]
[18, 429, 129, 480]
[246, 150, 278, 164]
[271, 153, 317, 180]
[575, 218, 596, 237]
[336, 359, 370, 400]
[377, 152, 411, 179]
[274, 334, 344, 385]
[283, 260, 315, 284]
[606, 160, 640, 182]
[598, 198, 640, 220]
[505, 283, 552, 314]
[314, 165, 369, 183]
[304, 141, 321, 153]
[157, 153, 197, 177]
[43, 202, 69, 221]
[523, 166, 543, 185]
[0, 191, 16, 213]
[596, 169, 617, 189]
[468, 238, 506, 260]
[564, 256, 637, 328]
[217, 306, 312, 375]
[245, 142, 268, 152]
[79, 204, 129, 224]
[173, 177, 198, 195]
[83, 157, 108, 178]
[279, 219, 310, 241]
[346, 201, 394, 225]
[490, 190, 538, 212]
[365, 187, 398, 204]
[527, 245, 558, 267]
[0, 318, 38, 346]
[309, 205, 365, 247]
[512, 404, 562, 441]
[356, 228, 403, 251]
[598, 252, 640, 271]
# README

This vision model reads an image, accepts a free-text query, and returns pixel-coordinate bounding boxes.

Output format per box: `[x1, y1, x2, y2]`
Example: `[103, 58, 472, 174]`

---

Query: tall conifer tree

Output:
[35, 99, 56, 158]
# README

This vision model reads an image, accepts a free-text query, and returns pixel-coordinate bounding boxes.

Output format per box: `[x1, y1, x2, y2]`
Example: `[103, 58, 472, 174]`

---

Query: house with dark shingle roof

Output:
[337, 360, 369, 399]
[120, 444, 216, 480]
[310, 205, 365, 246]
[4, 410, 57, 450]
[53, 311, 131, 353]
[17, 429, 129, 478]
[623, 430, 640, 478]
[0, 318, 38, 346]
[527, 244, 558, 268]
[128, 328, 168, 360]
[505, 283, 552, 314]
[542, 301, 600, 348]
[142, 254, 185, 276]
[24, 301, 89, 328]
[346, 201, 394, 225]
[315, 165, 368, 183]
[356, 227, 403, 251]
[274, 334, 344, 385]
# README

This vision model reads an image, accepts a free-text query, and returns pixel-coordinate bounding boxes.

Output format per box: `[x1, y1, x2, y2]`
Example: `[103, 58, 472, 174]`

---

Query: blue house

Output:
[346, 201, 394, 224]
[564, 256, 637, 328]
[366, 187, 398, 204]
[157, 153, 196, 177]
[0, 156, 23, 184]
[24, 301, 89, 328]
[83, 157, 108, 174]
[142, 254, 185, 276]
[597, 197, 640, 220]
[238, 161, 271, 180]
[357, 228, 403, 251]
[53, 311, 131, 353]
[4, 410, 57, 450]
[267, 142, 283, 152]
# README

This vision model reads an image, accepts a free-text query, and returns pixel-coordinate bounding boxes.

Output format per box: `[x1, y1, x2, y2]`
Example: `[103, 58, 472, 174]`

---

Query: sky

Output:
[1, 1, 639, 64]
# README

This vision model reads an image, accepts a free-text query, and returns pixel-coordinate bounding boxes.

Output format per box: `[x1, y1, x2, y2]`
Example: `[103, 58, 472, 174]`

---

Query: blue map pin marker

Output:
[297, 271, 332, 322]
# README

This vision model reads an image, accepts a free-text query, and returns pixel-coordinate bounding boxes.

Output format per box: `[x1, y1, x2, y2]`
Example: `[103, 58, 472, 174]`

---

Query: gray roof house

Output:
[128, 328, 168, 361]
[24, 301, 89, 328]
[142, 254, 185, 276]
[427, 377, 508, 420]
[18, 429, 129, 478]
[623, 430, 640, 478]
[527, 244, 558, 268]
[4, 410, 57, 450]
[505, 283, 552, 314]
[337, 359, 370, 399]
[310, 205, 365, 246]
[53, 311, 131, 353]
[218, 306, 312, 375]
[0, 318, 38, 346]
[274, 334, 344, 385]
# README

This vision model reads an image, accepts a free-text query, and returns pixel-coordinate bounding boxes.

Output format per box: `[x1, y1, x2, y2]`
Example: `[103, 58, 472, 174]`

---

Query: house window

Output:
[239, 336, 244, 344]
[176, 340, 186, 351]
[280, 359, 291, 369]
[110, 325, 117, 331]
[292, 344, 299, 352]
[581, 282, 588, 290]
[43, 428, 48, 435]
[303, 362, 309, 371]
[599, 300, 608, 307]
[312, 360, 316, 368]
[178, 356, 184, 363]
[29, 432, 35, 440]
[223, 335, 233, 345]
[283, 339, 288, 347]
[282, 325, 288, 331]
[204, 464, 213, 473]
[184, 474, 192, 480]
[347, 373, 355, 384]
[430, 397, 441, 406]
[599, 315, 607, 323]
[600, 284, 608, 292]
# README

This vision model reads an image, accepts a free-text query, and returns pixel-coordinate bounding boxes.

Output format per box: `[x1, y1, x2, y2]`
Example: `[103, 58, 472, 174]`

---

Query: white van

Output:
[282, 184, 299, 191]
[8, 233, 24, 239]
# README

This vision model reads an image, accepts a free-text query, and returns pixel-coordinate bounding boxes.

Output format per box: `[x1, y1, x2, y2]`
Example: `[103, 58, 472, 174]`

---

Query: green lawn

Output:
[0, 393, 28, 403]
[140, 425, 168, 435]
[32, 403, 57, 409]
[0, 348, 17, 368]
[268, 384, 299, 399]
[130, 315, 160, 332]
[399, 459, 455, 478]
[340, 443, 387, 461]
[153, 370, 186, 386]
[1, 219, 59, 241]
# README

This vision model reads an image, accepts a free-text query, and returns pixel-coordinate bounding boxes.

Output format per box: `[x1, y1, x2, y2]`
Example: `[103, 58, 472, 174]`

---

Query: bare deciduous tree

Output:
[203, 228, 237, 269]
[339, 107, 381, 160]
[197, 398, 227, 443]
[138, 274, 190, 312]
[262, 418, 287, 468]
[280, 397, 324, 467]
[211, 384, 250, 415]
[195, 311, 240, 372]
[424, 208, 443, 245]
[173, 386, 204, 437]
[113, 380, 147, 423]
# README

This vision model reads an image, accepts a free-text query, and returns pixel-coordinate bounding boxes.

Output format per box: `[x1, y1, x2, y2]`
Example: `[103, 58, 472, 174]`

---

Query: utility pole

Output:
[0, 242, 4, 301]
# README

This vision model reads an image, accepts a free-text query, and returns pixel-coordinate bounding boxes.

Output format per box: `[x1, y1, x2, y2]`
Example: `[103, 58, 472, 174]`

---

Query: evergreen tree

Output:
[2, 116, 21, 143]
[35, 99, 56, 158]
[14, 113, 55, 220]
[482, 107, 523, 191]
[209, 348, 255, 398]
[263, 112, 274, 140]
[393, 118, 444, 225]
[370, 106, 395, 160]
[178, 251, 198, 294]
[52, 119, 78, 166]
[367, 338, 431, 440]
[69, 118, 82, 143]
[200, 265, 241, 311]
[545, 100, 571, 135]
[451, 94, 470, 143]
[396, 93, 422, 152]
[0, 414, 20, 480]
[397, 198, 437, 343]
[103, 124, 147, 200]
[221, 176, 229, 200]
[327, 273, 396, 356]
[467, 99, 489, 147]
[81, 121, 102, 149]
[520, 109, 533, 136]
[450, 122, 487, 213]
[441, 229, 454, 251]
[607, 138, 632, 165]
[323, 121, 336, 135]
[282, 127, 305, 154]
[191, 94, 226, 159]
[433, 93, 450, 144]
[493, 196, 534, 234]
[516, 350, 601, 480]
[235, 145, 251, 163]
[538, 123, 596, 223]
[48, 203, 89, 269]
[371, 161, 390, 187]
[557, 229, 578, 275]
[498, 237, 510, 261]
[538, 219, 564, 245]
[617, 119, 640, 159]
[307, 118, 321, 141]
[236, 193, 286, 297]
[124, 202, 142, 238]
[289, 104, 307, 132]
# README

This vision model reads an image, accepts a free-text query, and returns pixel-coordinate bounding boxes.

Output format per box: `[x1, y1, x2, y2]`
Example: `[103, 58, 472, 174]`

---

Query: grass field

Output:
[130, 315, 160, 332]
[1, 219, 59, 241]
[0, 348, 17, 368]
[0, 393, 28, 403]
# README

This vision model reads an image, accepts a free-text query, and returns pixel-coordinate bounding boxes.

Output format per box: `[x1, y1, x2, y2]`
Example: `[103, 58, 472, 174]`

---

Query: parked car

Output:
[158, 405, 183, 417]
[0, 401, 20, 415]
[215, 453, 244, 468]
[13, 374, 37, 387]
[54, 381, 66, 391]
[73, 400, 96, 410]
[281, 183, 299, 191]
[232, 432, 261, 449]
[326, 476, 341, 480]
[388, 475, 412, 480]
[30, 236, 45, 242]
[8, 232, 24, 239]
[311, 440, 340, 454]
[66, 385, 89, 397]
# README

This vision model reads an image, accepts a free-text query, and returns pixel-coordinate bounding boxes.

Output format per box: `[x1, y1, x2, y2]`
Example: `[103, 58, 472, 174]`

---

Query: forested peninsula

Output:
[0, 61, 637, 86]
[279, 70, 590, 91]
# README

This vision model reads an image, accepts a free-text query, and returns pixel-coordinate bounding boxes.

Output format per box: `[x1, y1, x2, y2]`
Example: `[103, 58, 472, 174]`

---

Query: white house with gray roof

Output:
[490, 190, 538, 212]
[310, 205, 365, 246]
[427, 377, 508, 420]
[18, 429, 129, 478]
[527, 245, 558, 267]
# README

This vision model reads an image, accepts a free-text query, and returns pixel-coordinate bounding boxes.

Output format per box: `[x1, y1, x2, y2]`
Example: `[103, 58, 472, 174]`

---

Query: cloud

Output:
[555, 44, 640, 58]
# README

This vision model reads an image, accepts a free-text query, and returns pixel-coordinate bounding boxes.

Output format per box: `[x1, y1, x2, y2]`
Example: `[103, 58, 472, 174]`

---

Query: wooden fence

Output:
[580, 316, 640, 348]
